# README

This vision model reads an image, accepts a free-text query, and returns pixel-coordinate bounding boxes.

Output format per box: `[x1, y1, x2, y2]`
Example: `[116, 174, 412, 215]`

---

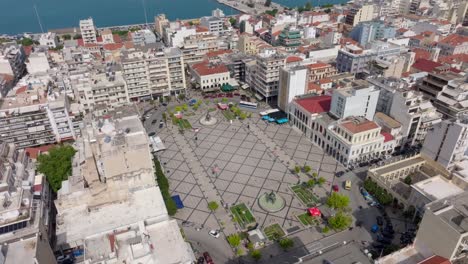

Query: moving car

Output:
[151, 119, 157, 124]
[209, 230, 220, 238]
[203, 252, 214, 264]
[345, 180, 352, 190]
[159, 121, 164, 128]
[148, 132, 156, 137]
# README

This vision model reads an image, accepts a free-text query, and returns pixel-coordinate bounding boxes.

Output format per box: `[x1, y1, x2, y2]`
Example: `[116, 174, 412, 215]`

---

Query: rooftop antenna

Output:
[142, 0, 148, 27]
[34, 4, 45, 33]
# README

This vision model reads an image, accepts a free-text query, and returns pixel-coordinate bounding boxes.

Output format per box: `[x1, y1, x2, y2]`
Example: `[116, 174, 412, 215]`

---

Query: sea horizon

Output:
[1, 0, 348, 35]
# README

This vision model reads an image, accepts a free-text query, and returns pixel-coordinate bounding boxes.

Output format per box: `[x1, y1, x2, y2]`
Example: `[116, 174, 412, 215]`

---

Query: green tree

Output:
[324, 8, 332, 13]
[328, 212, 352, 230]
[18, 38, 34, 46]
[250, 249, 262, 261]
[73, 34, 82, 39]
[164, 96, 171, 102]
[178, 94, 186, 100]
[208, 201, 219, 211]
[307, 179, 316, 188]
[37, 145, 77, 192]
[236, 248, 244, 256]
[279, 238, 294, 251]
[265, 0, 272, 7]
[403, 175, 412, 185]
[229, 17, 237, 26]
[247, 242, 254, 250]
[182, 104, 188, 111]
[326, 192, 350, 210]
[154, 158, 177, 215]
[62, 34, 71, 40]
[227, 233, 241, 248]
[294, 166, 301, 174]
[303, 165, 311, 173]
[265, 9, 278, 16]
[312, 172, 318, 178]
[317, 177, 326, 186]
[322, 226, 330, 233]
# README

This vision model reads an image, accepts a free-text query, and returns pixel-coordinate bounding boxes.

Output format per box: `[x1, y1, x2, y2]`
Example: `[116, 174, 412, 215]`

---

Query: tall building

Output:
[0, 42, 26, 83]
[0, 142, 56, 264]
[345, 5, 375, 26]
[249, 49, 286, 101]
[278, 65, 308, 111]
[79, 18, 97, 44]
[349, 21, 396, 47]
[0, 81, 77, 148]
[422, 114, 468, 169]
[329, 80, 380, 121]
[54, 109, 195, 263]
[200, 16, 225, 35]
[154, 14, 170, 37]
[121, 46, 186, 100]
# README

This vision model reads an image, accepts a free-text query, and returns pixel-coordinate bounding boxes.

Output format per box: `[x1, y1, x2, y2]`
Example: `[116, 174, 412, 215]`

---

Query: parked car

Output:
[203, 252, 214, 264]
[332, 185, 339, 192]
[152, 119, 157, 124]
[197, 256, 205, 264]
[234, 92, 240, 96]
[377, 235, 392, 244]
[377, 216, 384, 226]
[209, 230, 220, 238]
[148, 132, 156, 137]
[382, 231, 395, 239]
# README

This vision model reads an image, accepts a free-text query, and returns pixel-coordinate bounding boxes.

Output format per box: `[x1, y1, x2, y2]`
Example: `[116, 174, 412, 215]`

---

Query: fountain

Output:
[258, 191, 285, 213]
[200, 111, 217, 126]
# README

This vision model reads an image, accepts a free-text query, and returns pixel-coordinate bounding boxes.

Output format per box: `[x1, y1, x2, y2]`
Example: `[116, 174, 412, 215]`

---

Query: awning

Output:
[308, 207, 321, 217]
[241, 84, 250, 90]
[221, 84, 235, 92]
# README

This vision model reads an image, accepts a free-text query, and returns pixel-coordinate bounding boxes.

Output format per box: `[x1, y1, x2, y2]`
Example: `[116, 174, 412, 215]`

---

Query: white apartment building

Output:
[278, 65, 308, 111]
[200, 16, 225, 35]
[190, 61, 230, 92]
[121, 46, 186, 100]
[79, 18, 97, 44]
[164, 24, 197, 48]
[39, 32, 59, 49]
[345, 5, 375, 26]
[422, 114, 468, 169]
[0, 43, 26, 82]
[26, 49, 50, 74]
[55, 110, 195, 263]
[180, 34, 219, 64]
[131, 29, 157, 46]
[0, 143, 56, 264]
[248, 48, 286, 101]
[0, 81, 77, 148]
[330, 80, 380, 121]
[390, 89, 442, 147]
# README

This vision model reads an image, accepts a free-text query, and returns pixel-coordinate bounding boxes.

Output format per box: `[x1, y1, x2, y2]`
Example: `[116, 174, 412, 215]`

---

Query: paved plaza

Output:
[157, 108, 346, 236]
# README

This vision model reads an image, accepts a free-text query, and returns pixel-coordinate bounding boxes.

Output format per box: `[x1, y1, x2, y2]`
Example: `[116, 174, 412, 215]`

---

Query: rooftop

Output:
[412, 176, 464, 202]
[295, 95, 332, 114]
[438, 34, 468, 46]
[340, 117, 379, 134]
[192, 61, 229, 76]
[375, 112, 402, 129]
[429, 191, 468, 234]
[371, 155, 426, 176]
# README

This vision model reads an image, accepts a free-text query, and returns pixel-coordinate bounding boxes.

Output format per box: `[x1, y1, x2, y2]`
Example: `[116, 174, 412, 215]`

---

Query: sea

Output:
[1, 0, 347, 35]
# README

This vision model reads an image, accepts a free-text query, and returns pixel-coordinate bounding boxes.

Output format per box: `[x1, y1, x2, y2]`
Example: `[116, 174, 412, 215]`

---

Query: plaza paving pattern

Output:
[157, 109, 345, 236]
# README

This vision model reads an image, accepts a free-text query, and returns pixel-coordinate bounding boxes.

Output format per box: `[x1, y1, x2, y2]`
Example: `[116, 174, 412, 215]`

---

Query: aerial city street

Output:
[0, 0, 467, 263]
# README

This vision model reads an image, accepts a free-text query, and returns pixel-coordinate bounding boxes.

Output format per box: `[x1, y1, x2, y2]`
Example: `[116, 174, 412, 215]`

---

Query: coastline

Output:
[216, 0, 285, 14]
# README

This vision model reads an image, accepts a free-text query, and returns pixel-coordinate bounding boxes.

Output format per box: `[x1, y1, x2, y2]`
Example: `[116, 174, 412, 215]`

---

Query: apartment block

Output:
[248, 49, 286, 100]
[121, 46, 186, 100]
[79, 18, 97, 44]
[278, 65, 308, 111]
[0, 43, 26, 82]
[180, 34, 219, 64]
[39, 32, 59, 49]
[422, 114, 468, 169]
[0, 81, 76, 148]
[329, 80, 380, 121]
[200, 16, 225, 35]
[0, 142, 56, 264]
[350, 21, 396, 47]
[54, 109, 194, 263]
[345, 5, 375, 26]
[154, 14, 170, 37]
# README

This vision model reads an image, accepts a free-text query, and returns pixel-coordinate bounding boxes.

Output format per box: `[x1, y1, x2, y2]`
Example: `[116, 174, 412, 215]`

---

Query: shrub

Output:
[37, 145, 76, 192]
[208, 201, 219, 211]
[279, 238, 294, 251]
[322, 226, 330, 233]
[250, 249, 262, 261]
[227, 233, 241, 248]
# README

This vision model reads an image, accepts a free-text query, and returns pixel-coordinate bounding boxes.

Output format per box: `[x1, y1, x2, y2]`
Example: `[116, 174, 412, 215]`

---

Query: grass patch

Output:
[297, 212, 320, 226]
[222, 110, 236, 120]
[179, 119, 192, 129]
[263, 223, 286, 241]
[291, 184, 320, 207]
[230, 203, 256, 229]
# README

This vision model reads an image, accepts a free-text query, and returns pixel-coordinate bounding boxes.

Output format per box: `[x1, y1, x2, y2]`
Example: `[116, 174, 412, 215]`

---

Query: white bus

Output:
[259, 109, 279, 116]
[239, 101, 258, 109]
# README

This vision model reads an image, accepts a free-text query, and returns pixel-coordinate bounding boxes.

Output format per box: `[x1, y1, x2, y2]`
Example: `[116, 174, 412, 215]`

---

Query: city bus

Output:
[239, 101, 258, 109]
[345, 180, 352, 190]
[259, 109, 279, 116]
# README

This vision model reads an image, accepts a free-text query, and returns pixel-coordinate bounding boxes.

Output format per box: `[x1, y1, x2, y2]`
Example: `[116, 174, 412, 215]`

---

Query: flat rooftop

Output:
[3, 236, 37, 264]
[428, 191, 468, 234]
[412, 176, 464, 202]
[302, 241, 372, 264]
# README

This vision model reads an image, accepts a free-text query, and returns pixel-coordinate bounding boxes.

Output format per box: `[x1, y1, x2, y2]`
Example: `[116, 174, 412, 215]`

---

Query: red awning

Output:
[308, 207, 321, 217]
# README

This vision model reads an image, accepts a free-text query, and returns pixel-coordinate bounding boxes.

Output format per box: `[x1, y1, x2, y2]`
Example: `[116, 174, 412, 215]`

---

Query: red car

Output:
[203, 252, 214, 264]
[226, 93, 233, 98]
[217, 93, 224, 98]
[234, 93, 240, 96]
[332, 185, 339, 192]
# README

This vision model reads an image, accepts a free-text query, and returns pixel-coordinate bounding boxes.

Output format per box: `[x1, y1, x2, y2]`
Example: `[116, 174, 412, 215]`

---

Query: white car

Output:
[208, 230, 220, 238]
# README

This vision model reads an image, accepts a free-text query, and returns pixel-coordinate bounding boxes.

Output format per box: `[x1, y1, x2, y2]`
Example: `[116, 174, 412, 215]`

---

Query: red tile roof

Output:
[205, 49, 233, 58]
[77, 38, 84, 46]
[0, 74, 14, 82]
[286, 56, 303, 63]
[308, 62, 331, 70]
[412, 58, 443, 72]
[192, 61, 229, 76]
[418, 255, 451, 264]
[341, 119, 379, 134]
[196, 26, 209, 33]
[439, 34, 468, 46]
[438, 53, 468, 64]
[113, 34, 122, 43]
[15, 85, 28, 95]
[412, 48, 431, 61]
[103, 43, 124, 51]
[307, 82, 322, 93]
[25, 144, 56, 159]
[318, 78, 332, 84]
[381, 132, 394, 142]
[295, 95, 331, 114]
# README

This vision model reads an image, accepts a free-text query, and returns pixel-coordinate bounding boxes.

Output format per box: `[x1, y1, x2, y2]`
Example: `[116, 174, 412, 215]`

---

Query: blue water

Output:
[0, 0, 346, 35]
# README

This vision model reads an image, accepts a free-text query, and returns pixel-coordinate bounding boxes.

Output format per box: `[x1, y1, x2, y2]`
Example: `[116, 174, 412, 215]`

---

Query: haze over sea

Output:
[1, 0, 347, 35]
